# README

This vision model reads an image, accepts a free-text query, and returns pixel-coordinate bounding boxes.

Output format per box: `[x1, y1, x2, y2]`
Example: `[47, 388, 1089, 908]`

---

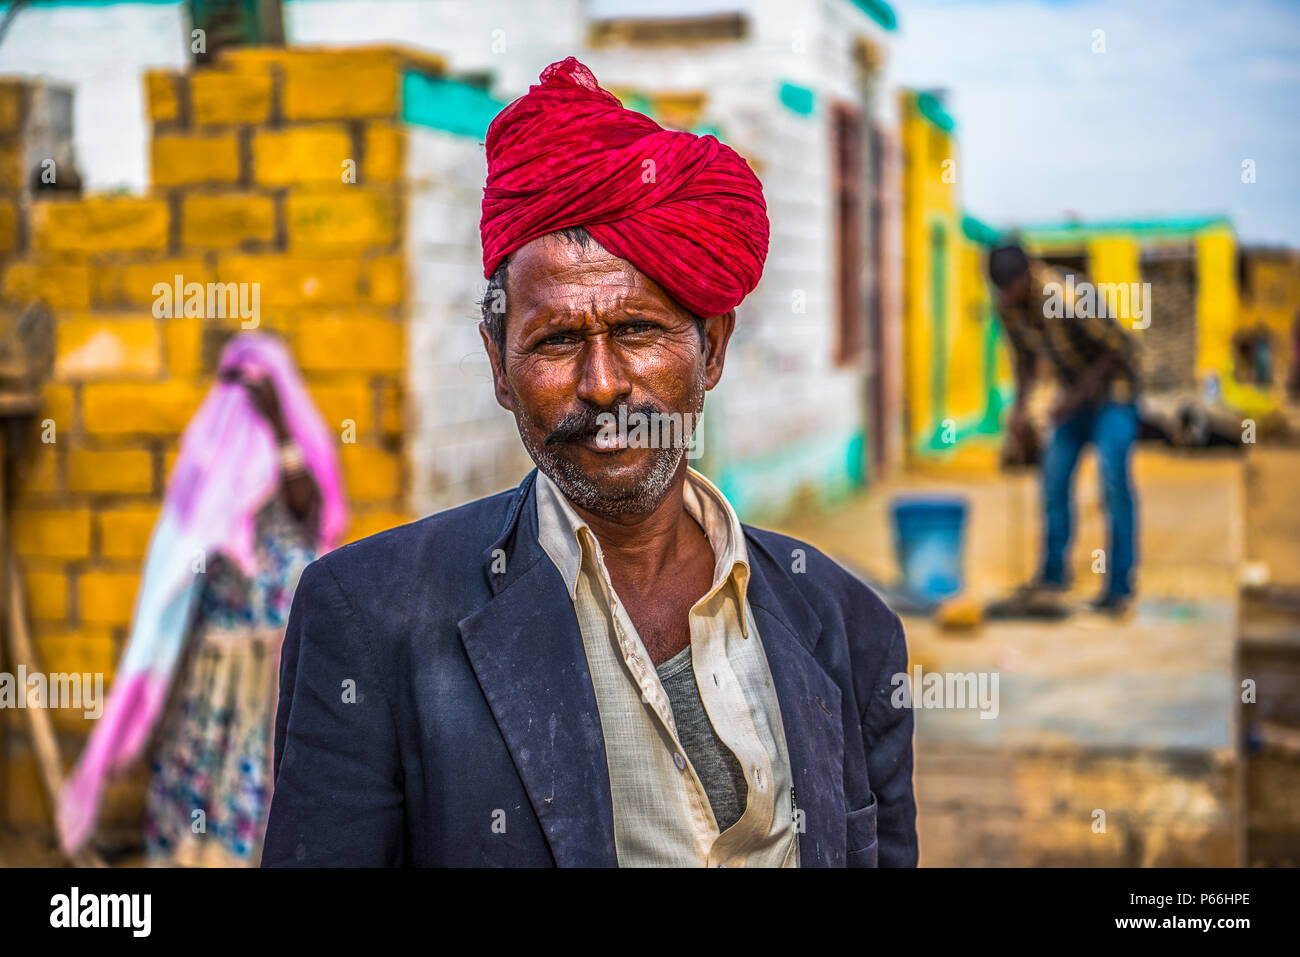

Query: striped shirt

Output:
[998, 263, 1141, 403]
[534, 467, 800, 868]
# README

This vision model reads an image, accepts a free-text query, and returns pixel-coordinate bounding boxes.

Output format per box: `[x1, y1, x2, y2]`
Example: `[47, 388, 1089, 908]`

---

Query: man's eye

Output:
[540, 333, 577, 347]
[617, 321, 657, 336]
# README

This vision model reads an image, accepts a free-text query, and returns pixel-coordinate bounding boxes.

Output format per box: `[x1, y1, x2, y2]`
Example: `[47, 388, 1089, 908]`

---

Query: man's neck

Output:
[568, 463, 707, 581]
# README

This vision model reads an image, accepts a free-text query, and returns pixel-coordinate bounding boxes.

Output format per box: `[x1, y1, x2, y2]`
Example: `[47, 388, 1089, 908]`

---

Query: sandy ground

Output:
[775, 444, 1257, 865]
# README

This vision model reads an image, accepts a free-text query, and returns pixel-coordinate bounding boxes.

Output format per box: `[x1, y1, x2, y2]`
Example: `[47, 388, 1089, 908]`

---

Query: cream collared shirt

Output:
[535, 467, 800, 867]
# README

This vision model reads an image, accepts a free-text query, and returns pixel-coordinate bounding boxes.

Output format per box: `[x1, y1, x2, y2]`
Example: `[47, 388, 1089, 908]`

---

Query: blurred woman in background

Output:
[57, 331, 346, 866]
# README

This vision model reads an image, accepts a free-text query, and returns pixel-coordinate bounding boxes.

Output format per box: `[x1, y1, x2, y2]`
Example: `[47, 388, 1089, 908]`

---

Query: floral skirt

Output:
[143, 625, 283, 867]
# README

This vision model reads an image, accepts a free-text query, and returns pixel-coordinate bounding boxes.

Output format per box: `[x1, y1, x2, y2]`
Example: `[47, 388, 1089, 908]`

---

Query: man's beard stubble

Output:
[515, 365, 706, 518]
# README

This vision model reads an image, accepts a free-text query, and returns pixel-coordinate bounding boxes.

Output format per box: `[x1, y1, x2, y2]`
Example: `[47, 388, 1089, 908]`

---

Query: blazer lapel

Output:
[745, 540, 847, 867]
[458, 472, 617, 867]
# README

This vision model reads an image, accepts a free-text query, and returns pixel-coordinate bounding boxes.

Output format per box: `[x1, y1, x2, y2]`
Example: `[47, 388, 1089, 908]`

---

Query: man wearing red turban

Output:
[265, 58, 917, 870]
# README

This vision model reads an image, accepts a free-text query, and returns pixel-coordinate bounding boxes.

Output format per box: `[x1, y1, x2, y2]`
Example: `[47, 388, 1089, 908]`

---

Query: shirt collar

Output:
[534, 467, 751, 627]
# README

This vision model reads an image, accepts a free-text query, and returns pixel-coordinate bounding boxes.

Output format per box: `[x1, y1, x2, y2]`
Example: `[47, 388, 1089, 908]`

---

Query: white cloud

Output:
[888, 0, 1300, 245]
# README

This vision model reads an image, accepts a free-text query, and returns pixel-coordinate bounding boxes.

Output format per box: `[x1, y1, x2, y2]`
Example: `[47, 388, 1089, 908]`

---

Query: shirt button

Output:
[673, 752, 686, 771]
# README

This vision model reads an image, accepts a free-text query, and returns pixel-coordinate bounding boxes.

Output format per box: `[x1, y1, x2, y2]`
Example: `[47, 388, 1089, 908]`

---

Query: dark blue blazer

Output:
[262, 470, 917, 867]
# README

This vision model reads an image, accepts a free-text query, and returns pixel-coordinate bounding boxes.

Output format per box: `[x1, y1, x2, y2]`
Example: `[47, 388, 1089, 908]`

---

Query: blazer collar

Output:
[458, 471, 618, 866]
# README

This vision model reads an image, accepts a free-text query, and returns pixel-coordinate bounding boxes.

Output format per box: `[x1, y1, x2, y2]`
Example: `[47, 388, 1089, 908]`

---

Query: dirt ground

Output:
[776, 444, 1261, 865]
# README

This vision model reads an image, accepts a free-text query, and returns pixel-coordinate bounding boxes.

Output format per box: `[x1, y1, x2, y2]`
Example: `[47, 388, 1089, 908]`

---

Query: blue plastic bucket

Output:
[891, 495, 968, 601]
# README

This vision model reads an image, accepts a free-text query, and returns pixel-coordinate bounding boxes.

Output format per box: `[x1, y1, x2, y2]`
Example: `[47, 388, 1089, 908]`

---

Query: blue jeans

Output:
[1040, 401, 1139, 599]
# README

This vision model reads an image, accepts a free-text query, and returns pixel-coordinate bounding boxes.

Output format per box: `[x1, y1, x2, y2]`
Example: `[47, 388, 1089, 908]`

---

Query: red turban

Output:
[480, 57, 769, 319]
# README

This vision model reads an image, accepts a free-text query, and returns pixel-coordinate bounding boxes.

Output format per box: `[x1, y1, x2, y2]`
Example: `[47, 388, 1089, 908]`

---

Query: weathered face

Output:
[481, 232, 736, 517]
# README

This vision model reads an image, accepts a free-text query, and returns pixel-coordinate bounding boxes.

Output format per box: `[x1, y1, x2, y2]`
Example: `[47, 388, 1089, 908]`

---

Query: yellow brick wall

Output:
[2, 50, 438, 830]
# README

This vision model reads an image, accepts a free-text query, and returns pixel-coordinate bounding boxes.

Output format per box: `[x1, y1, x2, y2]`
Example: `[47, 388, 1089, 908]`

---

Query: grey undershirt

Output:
[655, 644, 750, 832]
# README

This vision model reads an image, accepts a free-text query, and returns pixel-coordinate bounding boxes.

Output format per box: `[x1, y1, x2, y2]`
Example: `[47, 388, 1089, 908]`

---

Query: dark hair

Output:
[479, 226, 706, 359]
[988, 243, 1031, 289]
[481, 227, 592, 358]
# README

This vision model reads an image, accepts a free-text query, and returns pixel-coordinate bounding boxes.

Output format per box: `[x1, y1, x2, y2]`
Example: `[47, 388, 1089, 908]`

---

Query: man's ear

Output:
[702, 309, 737, 391]
[479, 321, 515, 412]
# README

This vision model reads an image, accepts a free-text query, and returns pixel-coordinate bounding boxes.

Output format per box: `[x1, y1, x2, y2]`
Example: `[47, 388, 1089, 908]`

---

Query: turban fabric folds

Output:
[480, 57, 769, 319]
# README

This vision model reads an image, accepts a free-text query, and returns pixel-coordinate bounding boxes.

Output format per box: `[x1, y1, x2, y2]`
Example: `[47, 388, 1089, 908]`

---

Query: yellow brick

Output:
[253, 126, 353, 186]
[0, 141, 22, 190]
[95, 258, 210, 307]
[25, 570, 69, 622]
[145, 70, 180, 123]
[182, 193, 276, 249]
[32, 628, 118, 733]
[307, 378, 373, 435]
[283, 60, 399, 121]
[15, 445, 58, 496]
[222, 45, 445, 81]
[12, 508, 93, 560]
[98, 504, 161, 561]
[79, 571, 141, 626]
[345, 509, 413, 543]
[287, 189, 397, 250]
[191, 69, 273, 126]
[0, 198, 17, 252]
[33, 627, 118, 685]
[364, 254, 404, 305]
[378, 378, 403, 434]
[67, 448, 154, 495]
[32, 197, 169, 254]
[55, 317, 162, 379]
[82, 381, 205, 436]
[295, 314, 403, 373]
[219, 254, 362, 306]
[41, 384, 74, 434]
[341, 445, 403, 501]
[3, 261, 92, 309]
[0, 81, 23, 135]
[164, 316, 204, 376]
[4, 750, 50, 829]
[151, 131, 241, 187]
[364, 123, 404, 182]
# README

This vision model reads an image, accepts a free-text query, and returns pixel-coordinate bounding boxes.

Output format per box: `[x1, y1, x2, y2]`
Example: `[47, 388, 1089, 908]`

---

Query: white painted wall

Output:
[404, 125, 532, 512]
[0, 1, 189, 192]
[285, 0, 586, 98]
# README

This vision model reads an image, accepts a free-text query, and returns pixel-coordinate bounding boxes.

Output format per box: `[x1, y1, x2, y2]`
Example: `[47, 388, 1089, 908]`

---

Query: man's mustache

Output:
[544, 402, 667, 446]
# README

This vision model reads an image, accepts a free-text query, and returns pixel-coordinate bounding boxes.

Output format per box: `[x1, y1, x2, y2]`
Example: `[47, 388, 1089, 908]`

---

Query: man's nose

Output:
[575, 336, 632, 409]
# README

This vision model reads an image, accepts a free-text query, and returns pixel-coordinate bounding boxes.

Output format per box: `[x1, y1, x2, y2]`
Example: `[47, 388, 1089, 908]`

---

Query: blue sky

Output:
[597, 0, 1300, 247]
[889, 0, 1300, 246]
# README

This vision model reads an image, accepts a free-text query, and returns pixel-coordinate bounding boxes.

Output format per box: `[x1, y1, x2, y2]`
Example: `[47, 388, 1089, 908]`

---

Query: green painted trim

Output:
[977, 312, 1007, 434]
[961, 213, 1001, 247]
[617, 90, 655, 118]
[0, 0, 181, 7]
[715, 427, 863, 520]
[915, 91, 955, 133]
[849, 0, 897, 31]
[401, 70, 506, 140]
[927, 216, 949, 445]
[1014, 215, 1233, 246]
[845, 430, 865, 486]
[778, 81, 815, 117]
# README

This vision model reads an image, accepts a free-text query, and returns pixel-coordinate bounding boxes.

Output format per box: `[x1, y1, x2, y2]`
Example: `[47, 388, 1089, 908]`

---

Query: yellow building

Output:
[899, 89, 1009, 471]
[1238, 246, 1300, 391]
[1015, 216, 1239, 393]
